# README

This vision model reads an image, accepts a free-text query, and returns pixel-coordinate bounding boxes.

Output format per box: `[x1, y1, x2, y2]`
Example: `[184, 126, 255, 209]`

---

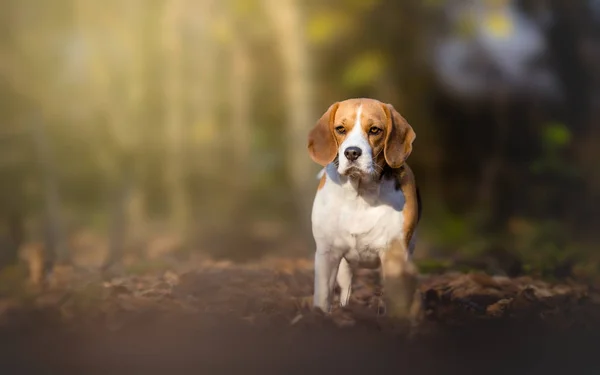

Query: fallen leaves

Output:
[420, 272, 598, 326]
[0, 256, 599, 335]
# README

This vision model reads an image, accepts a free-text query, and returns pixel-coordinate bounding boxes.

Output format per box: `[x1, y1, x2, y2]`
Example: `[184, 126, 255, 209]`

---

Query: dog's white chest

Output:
[312, 170, 406, 266]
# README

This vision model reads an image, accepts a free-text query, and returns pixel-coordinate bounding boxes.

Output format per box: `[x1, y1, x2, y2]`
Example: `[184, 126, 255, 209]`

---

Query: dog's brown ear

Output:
[382, 103, 416, 169]
[308, 102, 340, 166]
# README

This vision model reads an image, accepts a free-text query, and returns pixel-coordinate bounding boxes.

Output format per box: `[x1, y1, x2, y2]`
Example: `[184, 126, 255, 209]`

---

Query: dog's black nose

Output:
[344, 146, 362, 161]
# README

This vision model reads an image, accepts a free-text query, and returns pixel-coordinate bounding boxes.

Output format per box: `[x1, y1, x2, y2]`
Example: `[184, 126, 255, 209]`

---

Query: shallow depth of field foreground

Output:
[1, 250, 600, 374]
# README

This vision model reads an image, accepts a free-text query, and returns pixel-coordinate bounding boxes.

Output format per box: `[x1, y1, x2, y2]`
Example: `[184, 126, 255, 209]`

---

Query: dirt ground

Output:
[1, 256, 600, 375]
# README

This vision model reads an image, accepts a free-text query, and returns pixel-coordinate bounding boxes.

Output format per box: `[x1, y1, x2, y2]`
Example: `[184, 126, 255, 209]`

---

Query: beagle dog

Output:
[308, 98, 421, 318]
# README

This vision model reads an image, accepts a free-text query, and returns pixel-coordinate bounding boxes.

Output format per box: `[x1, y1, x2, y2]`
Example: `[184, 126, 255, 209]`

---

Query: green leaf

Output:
[307, 12, 350, 45]
[342, 52, 386, 89]
[542, 122, 571, 149]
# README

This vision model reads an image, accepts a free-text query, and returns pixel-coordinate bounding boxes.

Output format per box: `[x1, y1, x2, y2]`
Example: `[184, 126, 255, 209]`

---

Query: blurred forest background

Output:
[1, 0, 599, 286]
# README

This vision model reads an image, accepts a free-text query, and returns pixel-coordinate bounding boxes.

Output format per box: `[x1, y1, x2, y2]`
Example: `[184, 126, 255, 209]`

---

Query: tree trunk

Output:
[86, 0, 147, 270]
[229, 36, 253, 194]
[163, 0, 191, 244]
[475, 93, 509, 230]
[264, 0, 315, 237]
[104, 166, 131, 270]
[189, 0, 220, 169]
[121, 0, 147, 241]
[29, 115, 68, 275]
[186, 0, 220, 233]
[230, 38, 252, 181]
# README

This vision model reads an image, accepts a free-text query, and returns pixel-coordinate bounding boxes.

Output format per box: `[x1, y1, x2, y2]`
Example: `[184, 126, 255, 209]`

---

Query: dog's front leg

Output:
[380, 240, 419, 320]
[313, 249, 342, 313]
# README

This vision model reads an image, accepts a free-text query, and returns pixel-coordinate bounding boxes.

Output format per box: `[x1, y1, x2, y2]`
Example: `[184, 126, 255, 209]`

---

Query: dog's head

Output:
[308, 98, 416, 179]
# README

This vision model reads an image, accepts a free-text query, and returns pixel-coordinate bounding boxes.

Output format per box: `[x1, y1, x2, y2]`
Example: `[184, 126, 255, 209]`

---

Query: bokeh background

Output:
[1, 0, 599, 284]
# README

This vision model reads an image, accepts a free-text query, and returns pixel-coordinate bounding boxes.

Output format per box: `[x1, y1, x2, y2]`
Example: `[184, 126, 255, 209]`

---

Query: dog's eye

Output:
[369, 127, 382, 135]
[335, 126, 346, 135]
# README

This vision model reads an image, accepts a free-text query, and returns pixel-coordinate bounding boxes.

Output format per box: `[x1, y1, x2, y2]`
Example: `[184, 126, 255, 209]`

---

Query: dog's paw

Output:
[383, 289, 423, 322]
[383, 299, 412, 319]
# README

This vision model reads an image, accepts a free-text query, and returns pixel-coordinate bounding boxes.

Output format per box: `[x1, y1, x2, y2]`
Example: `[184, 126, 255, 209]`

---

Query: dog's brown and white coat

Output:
[308, 98, 421, 317]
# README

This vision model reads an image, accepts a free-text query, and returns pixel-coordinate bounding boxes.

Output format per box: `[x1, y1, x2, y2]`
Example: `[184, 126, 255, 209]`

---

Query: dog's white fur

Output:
[310, 104, 417, 313]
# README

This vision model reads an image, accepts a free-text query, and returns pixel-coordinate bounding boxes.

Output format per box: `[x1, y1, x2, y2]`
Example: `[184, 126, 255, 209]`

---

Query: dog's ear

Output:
[382, 103, 416, 169]
[308, 102, 340, 166]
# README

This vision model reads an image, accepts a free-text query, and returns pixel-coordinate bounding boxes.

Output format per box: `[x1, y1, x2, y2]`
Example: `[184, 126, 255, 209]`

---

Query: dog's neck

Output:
[328, 161, 400, 198]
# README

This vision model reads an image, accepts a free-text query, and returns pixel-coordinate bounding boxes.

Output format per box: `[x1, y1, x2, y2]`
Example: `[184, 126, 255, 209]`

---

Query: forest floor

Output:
[1, 253, 600, 375]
